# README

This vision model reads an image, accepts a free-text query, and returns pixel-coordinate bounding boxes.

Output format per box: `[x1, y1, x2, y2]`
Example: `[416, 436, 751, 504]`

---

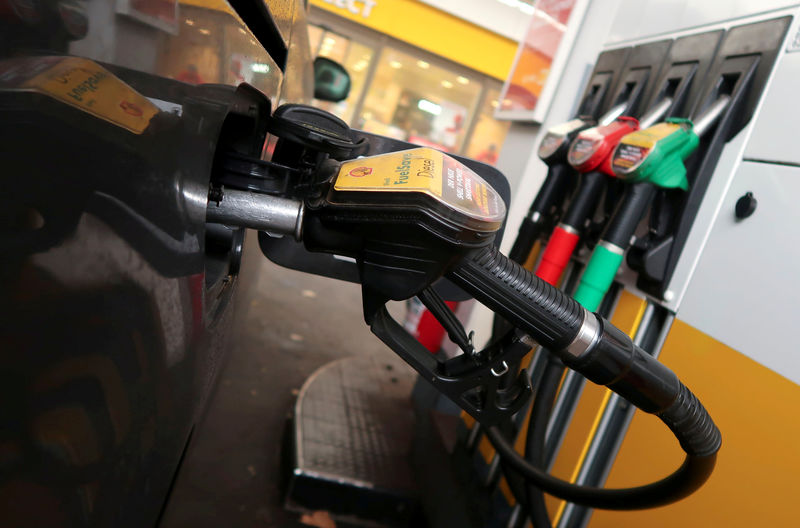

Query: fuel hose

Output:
[508, 164, 574, 264]
[524, 357, 564, 526]
[447, 245, 720, 509]
[535, 170, 606, 285]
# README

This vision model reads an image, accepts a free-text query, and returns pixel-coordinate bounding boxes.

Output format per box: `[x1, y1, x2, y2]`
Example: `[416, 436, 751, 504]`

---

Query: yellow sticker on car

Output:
[0, 56, 158, 134]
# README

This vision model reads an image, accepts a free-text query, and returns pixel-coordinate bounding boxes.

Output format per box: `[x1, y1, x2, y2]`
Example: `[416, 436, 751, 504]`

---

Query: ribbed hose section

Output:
[658, 383, 722, 457]
[448, 245, 585, 351]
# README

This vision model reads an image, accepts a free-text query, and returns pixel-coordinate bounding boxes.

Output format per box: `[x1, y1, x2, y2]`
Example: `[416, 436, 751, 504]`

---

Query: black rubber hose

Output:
[449, 246, 585, 352]
[487, 426, 716, 510]
[448, 246, 721, 509]
[508, 165, 574, 264]
[525, 358, 564, 527]
[601, 182, 657, 248]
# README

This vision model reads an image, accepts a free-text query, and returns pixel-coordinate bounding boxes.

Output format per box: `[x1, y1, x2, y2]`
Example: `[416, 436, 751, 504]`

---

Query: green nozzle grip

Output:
[574, 245, 624, 312]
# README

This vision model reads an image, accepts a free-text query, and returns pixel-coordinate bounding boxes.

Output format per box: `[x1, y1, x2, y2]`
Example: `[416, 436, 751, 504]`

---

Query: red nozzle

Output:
[535, 225, 580, 286]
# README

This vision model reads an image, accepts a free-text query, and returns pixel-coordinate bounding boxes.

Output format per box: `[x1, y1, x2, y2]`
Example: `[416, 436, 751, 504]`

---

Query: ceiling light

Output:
[417, 60, 430, 69]
[389, 60, 402, 69]
[185, 19, 194, 26]
[441, 80, 453, 89]
[491, 100, 499, 108]
[418, 99, 442, 115]
[238, 28, 246, 35]
[457, 76, 469, 85]
[251, 63, 270, 73]
[198, 28, 210, 35]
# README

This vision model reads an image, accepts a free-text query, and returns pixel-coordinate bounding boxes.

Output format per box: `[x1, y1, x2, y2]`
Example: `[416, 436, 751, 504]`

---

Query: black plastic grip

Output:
[561, 316, 721, 458]
[561, 170, 606, 229]
[601, 182, 658, 248]
[658, 383, 722, 457]
[447, 245, 584, 351]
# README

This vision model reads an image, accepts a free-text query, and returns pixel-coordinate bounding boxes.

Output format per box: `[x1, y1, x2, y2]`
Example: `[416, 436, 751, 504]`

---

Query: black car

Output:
[0, 1, 331, 525]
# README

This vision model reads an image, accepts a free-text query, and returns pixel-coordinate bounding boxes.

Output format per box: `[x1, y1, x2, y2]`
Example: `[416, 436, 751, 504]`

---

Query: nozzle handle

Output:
[449, 245, 586, 352]
[508, 165, 575, 263]
[571, 182, 657, 311]
[535, 224, 580, 286]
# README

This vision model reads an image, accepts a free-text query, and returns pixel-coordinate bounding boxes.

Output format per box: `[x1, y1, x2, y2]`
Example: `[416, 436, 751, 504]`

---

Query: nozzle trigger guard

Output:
[368, 306, 532, 426]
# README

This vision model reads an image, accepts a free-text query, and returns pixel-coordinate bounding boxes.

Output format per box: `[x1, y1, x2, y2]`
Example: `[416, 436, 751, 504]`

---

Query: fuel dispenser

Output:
[521, 29, 723, 475]
[210, 10, 793, 528]
[200, 11, 793, 528]
[454, 23, 784, 527]
[497, 91, 721, 528]
[507, 47, 632, 266]
[555, 17, 793, 528]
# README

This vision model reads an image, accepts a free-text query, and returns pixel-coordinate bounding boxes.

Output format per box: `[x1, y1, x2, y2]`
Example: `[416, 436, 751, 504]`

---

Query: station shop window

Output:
[464, 87, 511, 166]
[357, 47, 481, 153]
[309, 25, 375, 124]
[306, 22, 511, 161]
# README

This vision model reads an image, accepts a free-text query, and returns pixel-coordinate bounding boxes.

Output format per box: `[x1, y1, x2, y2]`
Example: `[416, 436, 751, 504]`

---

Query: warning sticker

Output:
[612, 143, 649, 173]
[0, 56, 158, 134]
[334, 147, 505, 223]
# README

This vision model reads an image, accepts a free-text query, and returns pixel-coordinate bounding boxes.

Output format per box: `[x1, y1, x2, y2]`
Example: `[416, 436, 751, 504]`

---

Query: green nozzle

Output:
[574, 244, 625, 312]
[612, 117, 699, 190]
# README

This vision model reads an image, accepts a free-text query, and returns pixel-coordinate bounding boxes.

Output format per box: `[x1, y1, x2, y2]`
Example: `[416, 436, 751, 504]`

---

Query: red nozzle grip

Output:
[535, 226, 580, 285]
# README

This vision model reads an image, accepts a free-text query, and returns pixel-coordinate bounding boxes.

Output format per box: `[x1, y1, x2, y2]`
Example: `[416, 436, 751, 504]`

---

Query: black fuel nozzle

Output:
[206, 147, 720, 480]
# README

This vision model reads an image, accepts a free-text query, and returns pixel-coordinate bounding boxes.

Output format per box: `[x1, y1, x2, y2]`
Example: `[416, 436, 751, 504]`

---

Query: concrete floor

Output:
[160, 253, 407, 528]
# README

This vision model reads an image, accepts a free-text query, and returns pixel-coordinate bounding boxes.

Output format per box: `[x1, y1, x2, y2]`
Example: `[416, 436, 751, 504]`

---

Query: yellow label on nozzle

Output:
[620, 122, 680, 149]
[334, 147, 505, 224]
[336, 147, 445, 195]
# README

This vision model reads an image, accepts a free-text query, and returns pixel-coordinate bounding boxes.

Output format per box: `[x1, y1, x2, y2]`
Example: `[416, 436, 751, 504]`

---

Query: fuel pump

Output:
[535, 98, 673, 286]
[574, 96, 730, 311]
[207, 124, 720, 510]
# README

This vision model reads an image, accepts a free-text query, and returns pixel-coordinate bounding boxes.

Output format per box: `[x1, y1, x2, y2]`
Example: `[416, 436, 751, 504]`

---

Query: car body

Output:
[0, 0, 312, 525]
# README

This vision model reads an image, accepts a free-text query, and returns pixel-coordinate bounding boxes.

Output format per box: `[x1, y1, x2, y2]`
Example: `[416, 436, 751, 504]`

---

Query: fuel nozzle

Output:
[573, 96, 732, 310]
[205, 147, 720, 504]
[537, 116, 596, 166]
[508, 101, 638, 265]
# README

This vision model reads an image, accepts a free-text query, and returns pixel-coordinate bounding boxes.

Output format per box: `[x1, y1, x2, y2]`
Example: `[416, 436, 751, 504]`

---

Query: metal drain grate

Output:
[287, 353, 422, 526]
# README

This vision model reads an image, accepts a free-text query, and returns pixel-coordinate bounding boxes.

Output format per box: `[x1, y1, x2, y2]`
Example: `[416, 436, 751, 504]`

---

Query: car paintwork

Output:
[0, 0, 312, 525]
